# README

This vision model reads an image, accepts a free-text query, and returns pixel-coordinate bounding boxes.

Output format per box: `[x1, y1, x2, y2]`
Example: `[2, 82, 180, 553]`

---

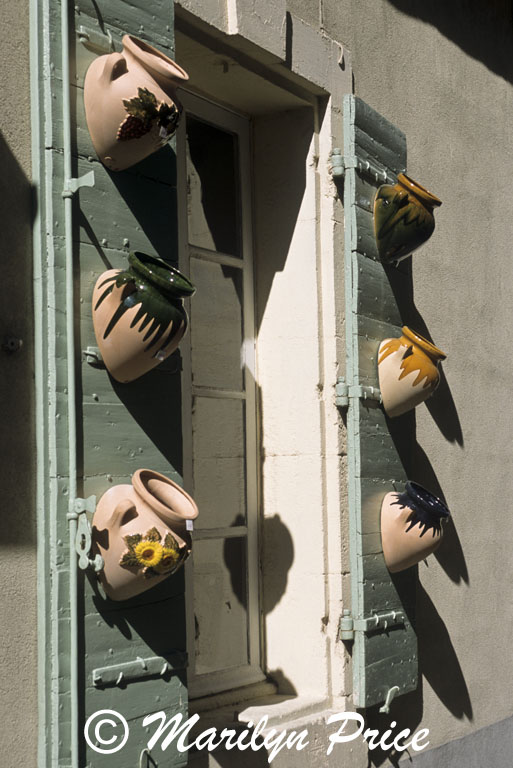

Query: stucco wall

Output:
[0, 0, 37, 763]
[287, 0, 513, 757]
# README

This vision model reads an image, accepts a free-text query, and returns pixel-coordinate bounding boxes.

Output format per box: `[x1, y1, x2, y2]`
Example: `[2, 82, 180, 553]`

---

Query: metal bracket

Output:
[335, 377, 382, 408]
[68, 496, 104, 572]
[62, 170, 95, 199]
[93, 653, 188, 687]
[83, 345, 105, 368]
[338, 609, 405, 641]
[330, 148, 397, 186]
[77, 24, 115, 54]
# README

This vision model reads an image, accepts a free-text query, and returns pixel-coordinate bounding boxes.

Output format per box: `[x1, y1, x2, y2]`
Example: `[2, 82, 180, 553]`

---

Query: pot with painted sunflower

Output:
[92, 251, 195, 383]
[378, 326, 446, 418]
[92, 468, 199, 601]
[374, 173, 442, 263]
[84, 34, 189, 171]
[381, 481, 450, 573]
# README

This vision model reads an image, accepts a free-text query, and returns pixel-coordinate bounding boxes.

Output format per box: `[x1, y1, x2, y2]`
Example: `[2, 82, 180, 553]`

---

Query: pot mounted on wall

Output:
[92, 469, 199, 601]
[84, 34, 189, 171]
[381, 481, 450, 573]
[92, 251, 195, 383]
[378, 326, 446, 418]
[374, 173, 442, 263]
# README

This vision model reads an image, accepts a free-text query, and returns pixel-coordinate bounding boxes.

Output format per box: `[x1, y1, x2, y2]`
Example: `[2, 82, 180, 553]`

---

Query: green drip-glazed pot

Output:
[92, 252, 195, 383]
[374, 173, 442, 263]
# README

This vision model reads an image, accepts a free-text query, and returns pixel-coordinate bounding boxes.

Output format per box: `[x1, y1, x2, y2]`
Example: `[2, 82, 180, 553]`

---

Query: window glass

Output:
[193, 537, 249, 674]
[186, 116, 242, 257]
[189, 258, 244, 390]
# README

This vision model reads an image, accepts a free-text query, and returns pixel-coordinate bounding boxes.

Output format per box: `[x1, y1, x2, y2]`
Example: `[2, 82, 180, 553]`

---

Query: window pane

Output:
[190, 258, 244, 391]
[186, 115, 241, 257]
[193, 537, 248, 674]
[192, 396, 246, 529]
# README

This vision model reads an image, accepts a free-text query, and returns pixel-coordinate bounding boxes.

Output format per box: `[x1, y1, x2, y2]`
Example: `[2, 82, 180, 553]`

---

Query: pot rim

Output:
[122, 34, 189, 84]
[404, 481, 450, 522]
[132, 469, 199, 523]
[401, 326, 446, 361]
[129, 251, 196, 297]
[397, 172, 442, 208]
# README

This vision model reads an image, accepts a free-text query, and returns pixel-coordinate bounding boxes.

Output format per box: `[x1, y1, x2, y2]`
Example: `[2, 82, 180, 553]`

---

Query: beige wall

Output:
[287, 0, 513, 753]
[0, 0, 37, 763]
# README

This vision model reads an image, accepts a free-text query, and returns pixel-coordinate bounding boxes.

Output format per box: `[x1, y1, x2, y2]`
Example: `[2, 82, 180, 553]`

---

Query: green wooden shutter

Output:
[337, 95, 418, 710]
[33, 1, 188, 765]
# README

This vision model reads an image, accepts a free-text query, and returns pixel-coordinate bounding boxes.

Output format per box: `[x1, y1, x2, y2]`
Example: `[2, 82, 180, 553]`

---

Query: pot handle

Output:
[108, 498, 137, 530]
[100, 52, 128, 84]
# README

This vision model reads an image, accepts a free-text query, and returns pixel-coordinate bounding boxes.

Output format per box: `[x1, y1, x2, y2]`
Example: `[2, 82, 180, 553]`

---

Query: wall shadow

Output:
[386, 0, 513, 83]
[0, 132, 36, 546]
[384, 260, 464, 448]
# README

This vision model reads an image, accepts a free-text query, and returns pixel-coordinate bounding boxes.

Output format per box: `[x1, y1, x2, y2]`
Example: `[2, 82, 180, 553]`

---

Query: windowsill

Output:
[189, 687, 330, 739]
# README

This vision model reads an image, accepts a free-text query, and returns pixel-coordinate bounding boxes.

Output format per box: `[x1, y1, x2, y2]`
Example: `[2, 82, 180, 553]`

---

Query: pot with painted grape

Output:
[92, 469, 199, 601]
[374, 173, 442, 263]
[378, 326, 446, 418]
[381, 481, 450, 573]
[92, 251, 195, 383]
[84, 34, 189, 171]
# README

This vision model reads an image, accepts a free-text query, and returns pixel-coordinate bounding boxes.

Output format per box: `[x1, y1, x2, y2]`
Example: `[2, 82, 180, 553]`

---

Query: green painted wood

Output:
[343, 94, 417, 709]
[75, 0, 175, 53]
[34, 1, 188, 765]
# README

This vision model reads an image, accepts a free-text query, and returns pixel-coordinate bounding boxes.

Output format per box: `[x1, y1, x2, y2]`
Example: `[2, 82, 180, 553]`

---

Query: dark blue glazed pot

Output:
[381, 481, 450, 573]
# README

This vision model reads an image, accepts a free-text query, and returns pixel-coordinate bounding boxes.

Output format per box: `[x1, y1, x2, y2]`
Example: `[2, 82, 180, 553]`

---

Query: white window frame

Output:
[177, 90, 263, 699]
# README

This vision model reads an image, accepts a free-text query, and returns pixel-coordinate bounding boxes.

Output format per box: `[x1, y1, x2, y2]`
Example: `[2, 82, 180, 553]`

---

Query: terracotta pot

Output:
[92, 469, 199, 601]
[378, 326, 446, 418]
[374, 173, 442, 263]
[84, 34, 189, 171]
[381, 481, 450, 573]
[92, 251, 195, 383]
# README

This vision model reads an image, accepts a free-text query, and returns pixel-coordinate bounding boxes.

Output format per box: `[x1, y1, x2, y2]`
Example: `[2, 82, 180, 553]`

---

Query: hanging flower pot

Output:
[378, 326, 446, 418]
[92, 251, 195, 383]
[84, 34, 189, 171]
[381, 481, 450, 573]
[92, 469, 199, 601]
[374, 173, 442, 263]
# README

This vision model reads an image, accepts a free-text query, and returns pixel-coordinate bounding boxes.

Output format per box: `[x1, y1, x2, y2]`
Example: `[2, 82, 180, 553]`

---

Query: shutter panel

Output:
[341, 95, 418, 710]
[72, 5, 189, 766]
[35, 1, 188, 764]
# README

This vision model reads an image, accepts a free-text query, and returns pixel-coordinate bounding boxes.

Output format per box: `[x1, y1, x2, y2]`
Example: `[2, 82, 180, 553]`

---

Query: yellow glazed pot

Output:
[374, 173, 442, 263]
[84, 34, 189, 171]
[378, 326, 446, 418]
[92, 469, 199, 601]
[381, 482, 450, 573]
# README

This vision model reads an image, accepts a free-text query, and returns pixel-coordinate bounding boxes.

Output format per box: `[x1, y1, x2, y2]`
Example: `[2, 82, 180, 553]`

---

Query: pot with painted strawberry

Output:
[92, 251, 195, 383]
[378, 326, 446, 418]
[381, 481, 450, 573]
[84, 34, 189, 171]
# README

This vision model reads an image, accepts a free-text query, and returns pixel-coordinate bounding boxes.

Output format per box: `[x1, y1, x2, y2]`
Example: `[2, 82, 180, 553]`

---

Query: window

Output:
[177, 92, 262, 698]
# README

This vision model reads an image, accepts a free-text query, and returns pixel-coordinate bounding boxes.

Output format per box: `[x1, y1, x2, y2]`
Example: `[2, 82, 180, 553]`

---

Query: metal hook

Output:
[379, 685, 400, 714]
[139, 748, 157, 767]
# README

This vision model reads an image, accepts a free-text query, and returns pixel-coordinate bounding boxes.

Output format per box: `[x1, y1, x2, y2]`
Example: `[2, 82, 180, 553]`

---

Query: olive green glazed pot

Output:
[374, 173, 442, 263]
[92, 251, 195, 383]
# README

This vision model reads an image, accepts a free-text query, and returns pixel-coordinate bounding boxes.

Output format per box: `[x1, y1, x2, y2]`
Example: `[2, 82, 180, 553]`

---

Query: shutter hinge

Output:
[93, 653, 188, 687]
[339, 609, 406, 642]
[330, 148, 396, 185]
[335, 377, 382, 408]
[62, 170, 95, 199]
[67, 496, 104, 573]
